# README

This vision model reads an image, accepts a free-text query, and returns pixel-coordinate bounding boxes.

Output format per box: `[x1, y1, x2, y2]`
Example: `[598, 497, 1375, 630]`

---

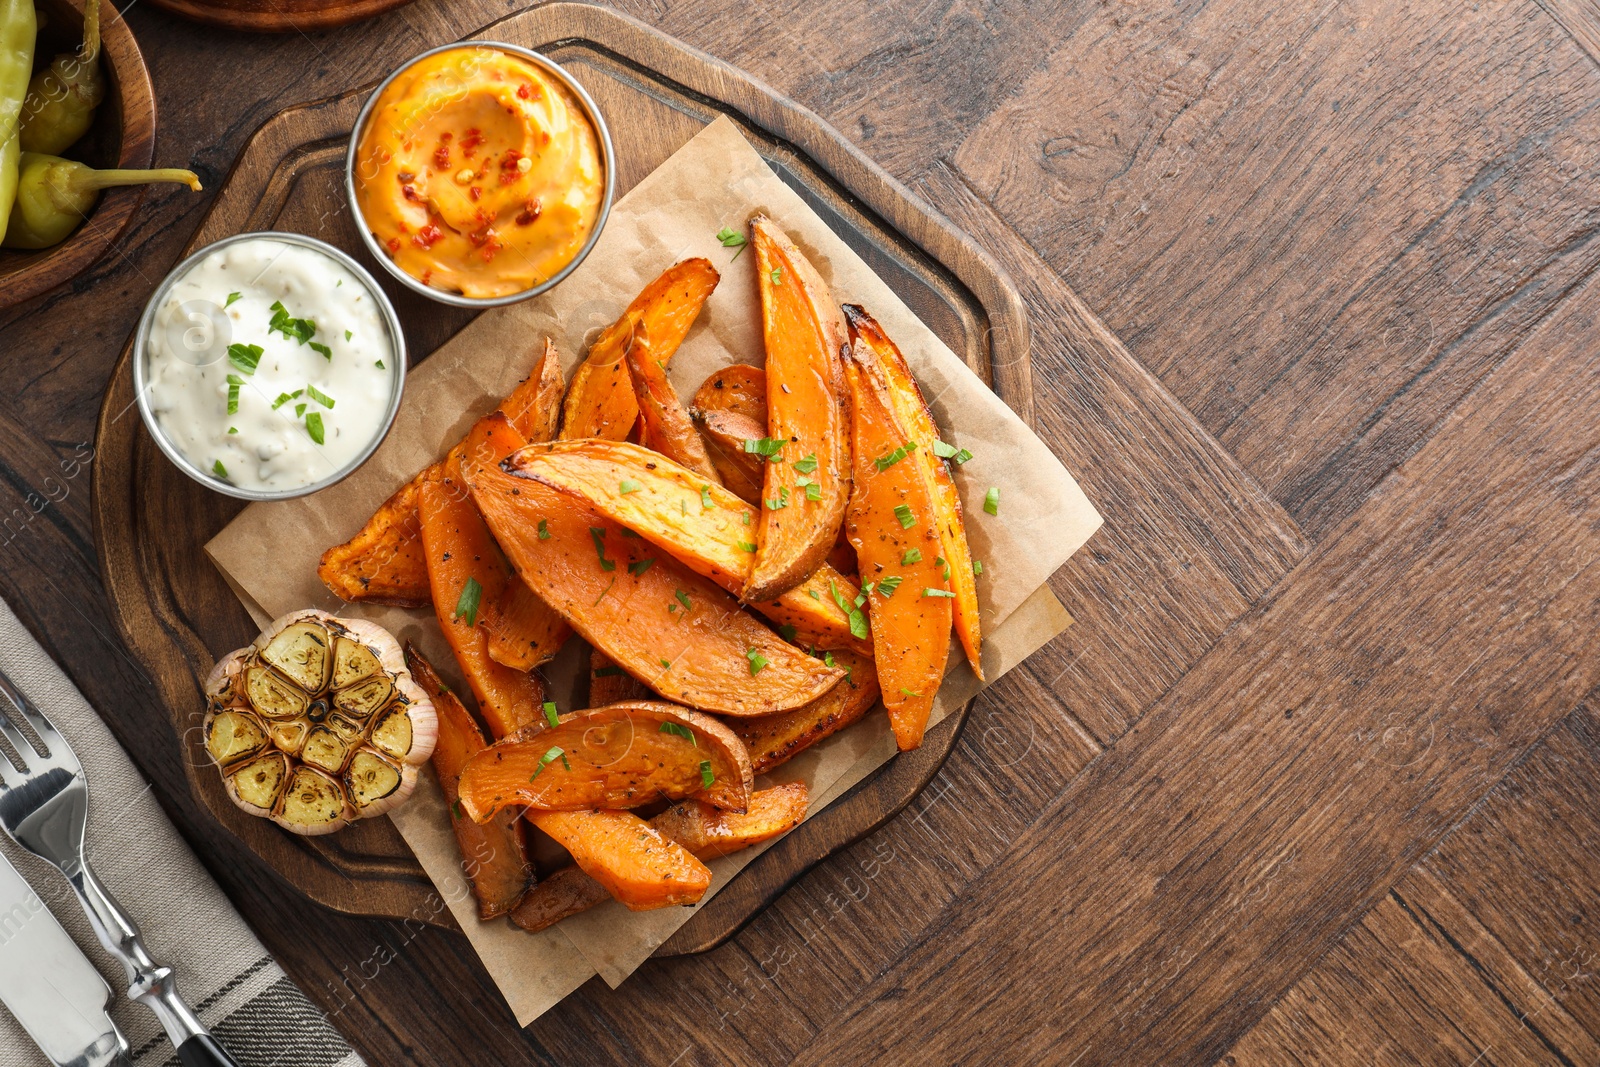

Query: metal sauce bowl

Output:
[344, 40, 617, 309]
[131, 231, 408, 502]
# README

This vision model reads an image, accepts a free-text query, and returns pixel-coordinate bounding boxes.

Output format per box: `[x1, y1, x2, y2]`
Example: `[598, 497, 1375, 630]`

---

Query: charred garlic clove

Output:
[202, 608, 437, 835]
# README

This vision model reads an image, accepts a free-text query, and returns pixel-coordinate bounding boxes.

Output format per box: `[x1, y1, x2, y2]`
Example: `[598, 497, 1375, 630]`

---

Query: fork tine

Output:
[0, 743, 21, 789]
[0, 664, 69, 768]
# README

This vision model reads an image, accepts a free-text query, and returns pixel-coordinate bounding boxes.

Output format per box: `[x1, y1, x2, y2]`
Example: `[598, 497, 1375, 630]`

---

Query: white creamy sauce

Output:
[145, 238, 397, 493]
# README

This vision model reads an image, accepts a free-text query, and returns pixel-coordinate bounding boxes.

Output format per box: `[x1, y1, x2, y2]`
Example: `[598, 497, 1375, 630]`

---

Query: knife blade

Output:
[0, 849, 128, 1067]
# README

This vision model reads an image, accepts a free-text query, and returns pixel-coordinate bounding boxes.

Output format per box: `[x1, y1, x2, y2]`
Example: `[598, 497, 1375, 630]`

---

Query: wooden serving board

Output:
[93, 2, 1032, 955]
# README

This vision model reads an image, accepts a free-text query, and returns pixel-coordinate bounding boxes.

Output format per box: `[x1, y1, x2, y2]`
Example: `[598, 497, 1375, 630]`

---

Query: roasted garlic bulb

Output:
[203, 609, 437, 835]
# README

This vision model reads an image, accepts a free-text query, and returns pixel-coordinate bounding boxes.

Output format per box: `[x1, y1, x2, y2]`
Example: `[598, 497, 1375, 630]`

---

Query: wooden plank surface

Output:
[0, 0, 1597, 1063]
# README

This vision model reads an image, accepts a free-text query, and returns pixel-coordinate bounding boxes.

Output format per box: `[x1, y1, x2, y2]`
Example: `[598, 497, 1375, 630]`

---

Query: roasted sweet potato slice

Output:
[509, 440, 871, 655]
[319, 339, 565, 607]
[589, 647, 649, 705]
[695, 408, 767, 505]
[845, 306, 982, 679]
[654, 781, 809, 861]
[419, 427, 545, 738]
[731, 651, 880, 774]
[509, 783, 808, 930]
[746, 216, 851, 602]
[316, 472, 430, 606]
[561, 259, 721, 441]
[843, 348, 952, 751]
[404, 644, 531, 920]
[468, 427, 845, 716]
[509, 863, 609, 932]
[625, 324, 722, 484]
[457, 701, 753, 818]
[691, 363, 767, 424]
[528, 809, 710, 911]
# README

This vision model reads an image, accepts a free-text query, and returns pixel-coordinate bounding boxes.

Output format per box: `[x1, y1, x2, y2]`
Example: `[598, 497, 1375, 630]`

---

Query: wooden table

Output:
[4, 1, 1599, 1063]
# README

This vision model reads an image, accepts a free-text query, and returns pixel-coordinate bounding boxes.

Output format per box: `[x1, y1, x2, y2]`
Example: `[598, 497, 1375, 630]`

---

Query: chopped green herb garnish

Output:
[271, 388, 303, 410]
[742, 511, 752, 526]
[228, 427, 238, 434]
[267, 300, 317, 346]
[226, 373, 243, 415]
[306, 384, 335, 409]
[543, 701, 560, 728]
[877, 575, 904, 596]
[715, 226, 747, 259]
[767, 485, 790, 510]
[937, 556, 951, 579]
[700, 760, 715, 788]
[874, 441, 918, 471]
[700, 484, 714, 509]
[923, 588, 956, 598]
[899, 687, 923, 698]
[593, 574, 617, 605]
[675, 590, 692, 612]
[345, 329, 354, 341]
[769, 268, 782, 284]
[745, 648, 769, 676]
[619, 479, 642, 495]
[454, 576, 483, 626]
[294, 403, 307, 418]
[808, 588, 821, 600]
[451, 799, 463, 820]
[932, 440, 973, 464]
[984, 487, 1000, 515]
[594, 666, 627, 677]
[618, 528, 640, 538]
[778, 623, 798, 642]
[794, 454, 818, 474]
[973, 560, 983, 575]
[742, 437, 785, 460]
[737, 540, 757, 552]
[628, 558, 656, 577]
[660, 658, 671, 669]
[224, 291, 242, 307]
[309, 341, 332, 360]
[530, 746, 570, 779]
[375, 360, 385, 369]
[589, 527, 616, 571]
[227, 343, 263, 375]
[305, 411, 325, 444]
[212, 459, 228, 479]
[893, 503, 916, 528]
[829, 579, 870, 640]
[902, 548, 923, 565]
[660, 722, 696, 744]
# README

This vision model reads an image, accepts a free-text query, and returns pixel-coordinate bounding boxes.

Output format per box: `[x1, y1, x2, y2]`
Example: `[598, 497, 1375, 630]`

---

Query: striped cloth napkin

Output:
[0, 598, 364, 1067]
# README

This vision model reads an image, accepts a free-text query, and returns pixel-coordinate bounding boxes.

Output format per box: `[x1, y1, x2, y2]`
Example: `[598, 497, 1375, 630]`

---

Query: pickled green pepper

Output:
[0, 0, 38, 247]
[2, 151, 200, 249]
[20, 0, 102, 155]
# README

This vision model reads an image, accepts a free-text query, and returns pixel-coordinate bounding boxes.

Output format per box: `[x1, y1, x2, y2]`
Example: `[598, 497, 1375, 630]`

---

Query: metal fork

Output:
[0, 665, 240, 1067]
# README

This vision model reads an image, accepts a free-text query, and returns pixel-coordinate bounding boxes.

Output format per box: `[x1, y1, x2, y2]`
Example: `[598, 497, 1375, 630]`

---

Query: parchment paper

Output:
[205, 117, 1102, 1024]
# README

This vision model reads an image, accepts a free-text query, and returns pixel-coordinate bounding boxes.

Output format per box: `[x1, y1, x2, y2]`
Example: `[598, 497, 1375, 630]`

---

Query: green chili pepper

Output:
[20, 0, 104, 155]
[2, 152, 200, 249]
[0, 0, 38, 248]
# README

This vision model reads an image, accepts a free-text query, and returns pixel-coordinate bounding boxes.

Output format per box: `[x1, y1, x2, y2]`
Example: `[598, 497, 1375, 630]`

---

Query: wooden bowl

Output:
[0, 0, 155, 310]
[140, 0, 417, 33]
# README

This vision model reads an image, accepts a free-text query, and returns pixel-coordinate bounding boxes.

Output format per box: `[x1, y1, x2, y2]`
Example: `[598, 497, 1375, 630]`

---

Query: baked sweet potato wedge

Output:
[419, 424, 545, 738]
[653, 781, 809, 861]
[843, 345, 952, 751]
[561, 258, 720, 441]
[404, 644, 531, 920]
[509, 783, 808, 930]
[509, 440, 871, 655]
[509, 863, 609, 932]
[457, 701, 753, 819]
[319, 339, 565, 607]
[845, 306, 982, 679]
[731, 650, 880, 774]
[468, 427, 846, 715]
[746, 216, 852, 602]
[315, 472, 430, 606]
[625, 323, 722, 484]
[694, 408, 767, 505]
[528, 809, 710, 911]
[691, 363, 767, 424]
[589, 647, 649, 705]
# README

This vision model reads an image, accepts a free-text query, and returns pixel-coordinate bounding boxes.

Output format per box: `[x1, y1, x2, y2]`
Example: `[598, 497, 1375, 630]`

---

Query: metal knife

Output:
[0, 849, 129, 1067]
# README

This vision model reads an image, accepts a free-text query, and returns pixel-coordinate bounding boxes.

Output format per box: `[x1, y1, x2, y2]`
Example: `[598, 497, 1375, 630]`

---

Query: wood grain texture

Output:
[0, 0, 1595, 1062]
[791, 261, 1600, 1066]
[0, 0, 157, 309]
[141, 0, 419, 33]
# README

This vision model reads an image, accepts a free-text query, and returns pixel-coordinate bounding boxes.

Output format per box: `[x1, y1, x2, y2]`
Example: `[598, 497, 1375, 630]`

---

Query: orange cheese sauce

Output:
[354, 47, 605, 300]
